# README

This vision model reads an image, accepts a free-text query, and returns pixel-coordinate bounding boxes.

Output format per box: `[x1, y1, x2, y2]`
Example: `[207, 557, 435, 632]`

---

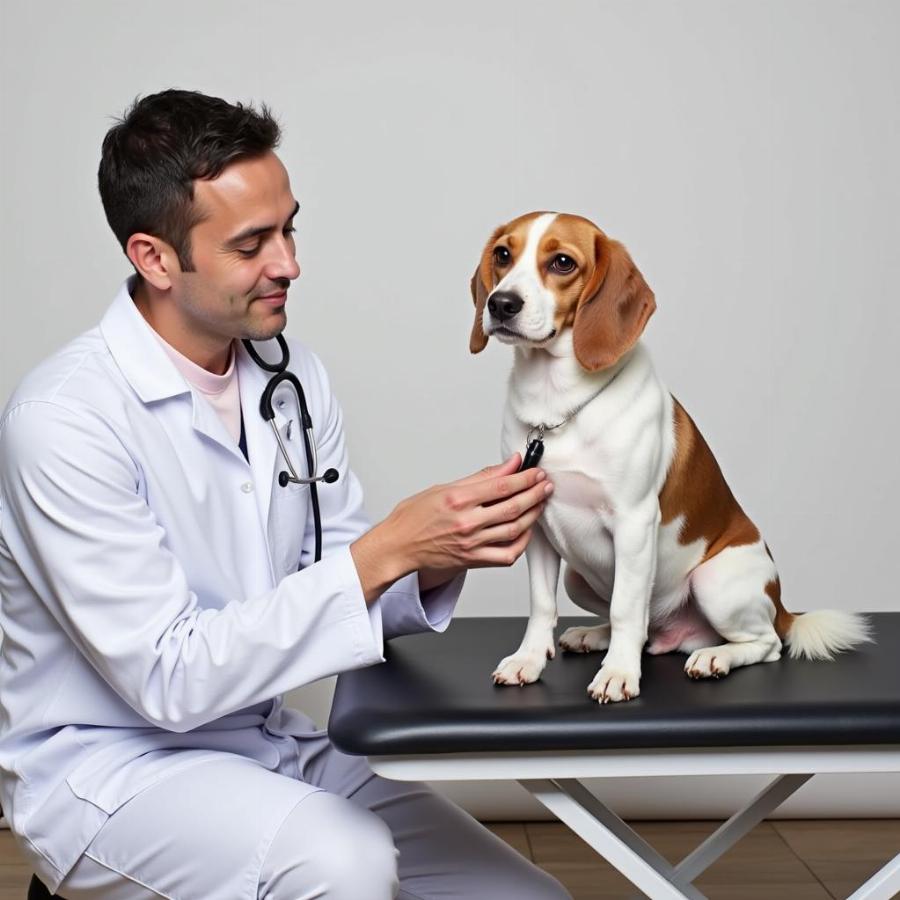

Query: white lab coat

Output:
[0, 275, 463, 893]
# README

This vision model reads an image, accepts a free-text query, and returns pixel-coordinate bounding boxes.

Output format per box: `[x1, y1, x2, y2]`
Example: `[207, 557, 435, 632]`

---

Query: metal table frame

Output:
[368, 744, 900, 900]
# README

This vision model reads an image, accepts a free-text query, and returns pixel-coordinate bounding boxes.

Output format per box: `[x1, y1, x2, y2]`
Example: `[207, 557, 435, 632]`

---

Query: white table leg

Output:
[846, 852, 900, 900]
[520, 778, 707, 900]
[675, 773, 813, 882]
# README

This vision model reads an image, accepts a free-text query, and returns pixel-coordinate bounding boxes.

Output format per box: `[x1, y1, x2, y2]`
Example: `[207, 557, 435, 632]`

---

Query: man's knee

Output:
[259, 791, 399, 899]
[309, 812, 398, 899]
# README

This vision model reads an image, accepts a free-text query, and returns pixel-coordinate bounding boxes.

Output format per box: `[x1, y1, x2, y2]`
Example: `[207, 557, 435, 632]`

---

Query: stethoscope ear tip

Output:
[323, 469, 339, 484]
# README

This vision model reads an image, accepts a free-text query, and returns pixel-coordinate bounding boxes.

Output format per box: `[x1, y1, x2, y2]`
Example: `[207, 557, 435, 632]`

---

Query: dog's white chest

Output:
[547, 469, 616, 518]
[543, 469, 617, 578]
[510, 425, 620, 585]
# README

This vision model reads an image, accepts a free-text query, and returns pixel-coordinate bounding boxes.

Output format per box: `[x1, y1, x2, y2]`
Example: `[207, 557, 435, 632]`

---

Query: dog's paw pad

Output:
[559, 625, 610, 654]
[492, 652, 547, 686]
[684, 648, 732, 679]
[587, 666, 640, 703]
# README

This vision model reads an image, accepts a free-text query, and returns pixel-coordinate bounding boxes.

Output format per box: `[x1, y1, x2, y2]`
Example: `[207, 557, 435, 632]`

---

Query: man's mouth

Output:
[256, 291, 287, 306]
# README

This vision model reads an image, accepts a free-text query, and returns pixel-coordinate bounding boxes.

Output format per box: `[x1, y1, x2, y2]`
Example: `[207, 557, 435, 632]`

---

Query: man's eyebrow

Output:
[224, 200, 300, 248]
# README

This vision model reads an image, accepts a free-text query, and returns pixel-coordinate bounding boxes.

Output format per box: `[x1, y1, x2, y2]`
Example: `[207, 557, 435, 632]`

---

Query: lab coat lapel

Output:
[100, 278, 251, 465]
[188, 389, 249, 464]
[100, 277, 191, 404]
[100, 278, 285, 585]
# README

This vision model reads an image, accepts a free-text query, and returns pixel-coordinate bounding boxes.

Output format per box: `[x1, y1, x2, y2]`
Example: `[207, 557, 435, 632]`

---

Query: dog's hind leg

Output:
[683, 540, 782, 679]
[559, 567, 611, 653]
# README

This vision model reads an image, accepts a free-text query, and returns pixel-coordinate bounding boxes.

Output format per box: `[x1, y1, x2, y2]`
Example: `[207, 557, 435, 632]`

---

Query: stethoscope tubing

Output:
[242, 335, 334, 563]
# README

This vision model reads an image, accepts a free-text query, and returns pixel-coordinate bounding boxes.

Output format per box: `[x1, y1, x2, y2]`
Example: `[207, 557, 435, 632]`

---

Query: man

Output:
[0, 90, 568, 899]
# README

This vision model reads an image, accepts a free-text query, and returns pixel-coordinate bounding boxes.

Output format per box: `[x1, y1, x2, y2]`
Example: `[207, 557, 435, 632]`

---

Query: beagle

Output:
[470, 211, 872, 703]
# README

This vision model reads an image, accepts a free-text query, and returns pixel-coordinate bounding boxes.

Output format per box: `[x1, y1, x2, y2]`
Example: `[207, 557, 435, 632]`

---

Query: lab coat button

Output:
[241, 482, 254, 493]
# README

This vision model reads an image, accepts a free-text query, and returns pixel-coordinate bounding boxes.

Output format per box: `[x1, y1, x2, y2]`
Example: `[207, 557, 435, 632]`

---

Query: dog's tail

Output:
[780, 610, 874, 661]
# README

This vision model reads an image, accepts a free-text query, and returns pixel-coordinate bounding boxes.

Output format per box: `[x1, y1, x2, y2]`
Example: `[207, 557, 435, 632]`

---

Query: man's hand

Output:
[350, 453, 553, 604]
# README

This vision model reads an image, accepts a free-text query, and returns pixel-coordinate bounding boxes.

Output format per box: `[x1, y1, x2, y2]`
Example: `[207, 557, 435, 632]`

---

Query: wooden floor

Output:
[2, 820, 897, 898]
[484, 820, 900, 899]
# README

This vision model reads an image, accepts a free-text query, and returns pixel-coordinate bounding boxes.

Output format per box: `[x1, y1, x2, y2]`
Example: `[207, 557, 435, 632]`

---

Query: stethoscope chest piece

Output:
[242, 334, 339, 489]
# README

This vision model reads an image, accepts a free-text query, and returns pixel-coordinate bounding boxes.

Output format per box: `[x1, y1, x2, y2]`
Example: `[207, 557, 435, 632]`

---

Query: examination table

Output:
[328, 614, 900, 900]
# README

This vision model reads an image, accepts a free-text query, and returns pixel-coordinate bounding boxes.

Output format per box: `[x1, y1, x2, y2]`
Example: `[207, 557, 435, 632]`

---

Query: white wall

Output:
[2, 0, 898, 817]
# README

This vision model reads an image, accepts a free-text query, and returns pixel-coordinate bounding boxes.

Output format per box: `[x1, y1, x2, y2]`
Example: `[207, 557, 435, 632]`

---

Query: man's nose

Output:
[266, 236, 301, 281]
[276, 252, 301, 281]
[488, 291, 524, 321]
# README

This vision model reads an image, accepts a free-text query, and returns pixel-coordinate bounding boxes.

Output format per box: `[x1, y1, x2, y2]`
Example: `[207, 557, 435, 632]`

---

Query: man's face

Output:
[169, 150, 301, 343]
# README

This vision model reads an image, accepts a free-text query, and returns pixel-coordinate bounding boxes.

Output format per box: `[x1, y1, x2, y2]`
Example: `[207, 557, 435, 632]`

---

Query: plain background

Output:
[1, 0, 898, 817]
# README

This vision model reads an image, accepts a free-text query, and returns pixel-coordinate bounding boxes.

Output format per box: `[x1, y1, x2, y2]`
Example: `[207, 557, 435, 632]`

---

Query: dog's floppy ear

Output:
[572, 232, 656, 372]
[469, 225, 505, 354]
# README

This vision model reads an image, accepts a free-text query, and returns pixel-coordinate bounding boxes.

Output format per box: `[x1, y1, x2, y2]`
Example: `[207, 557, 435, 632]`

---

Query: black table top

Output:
[328, 614, 900, 756]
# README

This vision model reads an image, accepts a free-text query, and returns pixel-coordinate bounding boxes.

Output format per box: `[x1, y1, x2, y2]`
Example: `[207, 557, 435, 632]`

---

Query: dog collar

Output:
[518, 365, 626, 471]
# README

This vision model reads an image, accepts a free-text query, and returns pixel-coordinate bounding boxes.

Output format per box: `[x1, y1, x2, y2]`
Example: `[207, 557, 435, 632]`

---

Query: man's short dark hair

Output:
[98, 88, 281, 274]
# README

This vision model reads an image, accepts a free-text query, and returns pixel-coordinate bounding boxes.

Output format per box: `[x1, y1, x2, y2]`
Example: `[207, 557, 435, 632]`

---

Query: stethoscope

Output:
[241, 335, 339, 562]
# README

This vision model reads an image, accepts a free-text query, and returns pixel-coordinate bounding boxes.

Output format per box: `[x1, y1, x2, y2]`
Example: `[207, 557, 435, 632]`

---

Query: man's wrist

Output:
[350, 522, 414, 606]
[417, 566, 464, 593]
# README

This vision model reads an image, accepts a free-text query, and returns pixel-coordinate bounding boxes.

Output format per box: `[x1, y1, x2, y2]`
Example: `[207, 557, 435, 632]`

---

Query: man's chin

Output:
[243, 307, 287, 343]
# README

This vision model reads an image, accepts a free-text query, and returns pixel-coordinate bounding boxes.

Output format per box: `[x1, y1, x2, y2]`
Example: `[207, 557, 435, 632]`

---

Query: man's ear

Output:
[126, 232, 178, 291]
[469, 225, 505, 354]
[572, 232, 656, 372]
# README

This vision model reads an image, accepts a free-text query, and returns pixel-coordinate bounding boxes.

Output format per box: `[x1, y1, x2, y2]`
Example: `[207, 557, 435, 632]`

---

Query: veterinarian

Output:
[0, 89, 567, 900]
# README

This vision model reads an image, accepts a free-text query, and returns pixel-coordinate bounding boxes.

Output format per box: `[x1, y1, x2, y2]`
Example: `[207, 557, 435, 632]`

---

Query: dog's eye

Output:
[550, 254, 576, 274]
[493, 246, 511, 266]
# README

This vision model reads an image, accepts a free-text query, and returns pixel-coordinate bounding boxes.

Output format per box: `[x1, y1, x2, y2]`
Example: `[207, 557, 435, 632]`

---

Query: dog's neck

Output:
[507, 331, 638, 429]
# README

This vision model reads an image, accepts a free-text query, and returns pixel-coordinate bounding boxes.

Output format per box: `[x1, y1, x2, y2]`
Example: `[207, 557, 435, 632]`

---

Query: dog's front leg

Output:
[492, 525, 560, 686]
[588, 503, 660, 703]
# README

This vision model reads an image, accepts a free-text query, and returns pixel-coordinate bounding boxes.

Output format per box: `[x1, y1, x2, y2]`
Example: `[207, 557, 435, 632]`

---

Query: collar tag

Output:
[519, 437, 545, 472]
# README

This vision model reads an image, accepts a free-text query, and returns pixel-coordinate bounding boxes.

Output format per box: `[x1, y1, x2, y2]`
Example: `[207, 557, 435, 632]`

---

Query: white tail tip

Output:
[785, 610, 874, 661]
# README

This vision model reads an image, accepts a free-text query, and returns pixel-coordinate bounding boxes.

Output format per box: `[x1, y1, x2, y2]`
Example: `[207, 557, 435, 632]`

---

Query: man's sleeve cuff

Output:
[417, 569, 466, 632]
[375, 569, 466, 639]
[332, 545, 385, 665]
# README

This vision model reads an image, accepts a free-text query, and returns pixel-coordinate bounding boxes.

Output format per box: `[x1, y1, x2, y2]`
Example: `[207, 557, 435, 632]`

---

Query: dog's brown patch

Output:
[660, 398, 793, 634]
[660, 398, 759, 556]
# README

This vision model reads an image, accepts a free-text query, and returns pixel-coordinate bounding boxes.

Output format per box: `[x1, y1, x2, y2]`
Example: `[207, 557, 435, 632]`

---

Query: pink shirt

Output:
[154, 334, 242, 444]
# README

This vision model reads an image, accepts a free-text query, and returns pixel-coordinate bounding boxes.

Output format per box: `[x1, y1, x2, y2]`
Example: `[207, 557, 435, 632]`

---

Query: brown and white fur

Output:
[470, 211, 872, 703]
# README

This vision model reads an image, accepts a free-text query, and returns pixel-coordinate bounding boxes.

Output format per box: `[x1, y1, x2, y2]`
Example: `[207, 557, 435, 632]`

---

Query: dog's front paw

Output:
[685, 647, 732, 679]
[559, 624, 611, 654]
[588, 665, 641, 703]
[492, 648, 551, 686]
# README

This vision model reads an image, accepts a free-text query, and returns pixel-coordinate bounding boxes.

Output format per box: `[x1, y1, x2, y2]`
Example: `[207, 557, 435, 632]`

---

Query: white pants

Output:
[56, 730, 571, 899]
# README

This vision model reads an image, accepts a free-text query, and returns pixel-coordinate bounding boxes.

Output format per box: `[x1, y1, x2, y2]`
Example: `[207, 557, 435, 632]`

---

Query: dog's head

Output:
[469, 212, 656, 372]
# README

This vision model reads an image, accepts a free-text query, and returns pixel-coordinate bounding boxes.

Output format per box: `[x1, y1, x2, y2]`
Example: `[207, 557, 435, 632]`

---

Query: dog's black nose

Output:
[488, 291, 524, 322]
